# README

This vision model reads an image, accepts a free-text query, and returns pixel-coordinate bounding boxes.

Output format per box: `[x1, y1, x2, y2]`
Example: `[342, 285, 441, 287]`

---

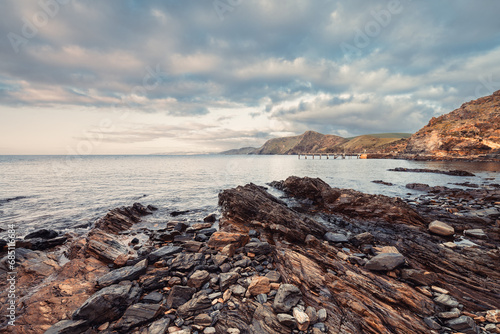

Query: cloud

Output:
[1, 0, 500, 153]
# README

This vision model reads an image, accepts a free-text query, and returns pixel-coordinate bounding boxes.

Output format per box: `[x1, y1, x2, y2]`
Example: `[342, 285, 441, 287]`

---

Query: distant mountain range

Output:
[220, 131, 411, 155]
[222, 90, 500, 160]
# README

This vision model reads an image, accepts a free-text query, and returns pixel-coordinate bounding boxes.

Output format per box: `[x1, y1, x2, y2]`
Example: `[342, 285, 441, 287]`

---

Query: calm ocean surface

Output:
[0, 155, 499, 238]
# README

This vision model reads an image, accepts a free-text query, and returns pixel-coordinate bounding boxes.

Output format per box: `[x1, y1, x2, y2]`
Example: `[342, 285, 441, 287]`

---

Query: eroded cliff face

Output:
[405, 90, 500, 158]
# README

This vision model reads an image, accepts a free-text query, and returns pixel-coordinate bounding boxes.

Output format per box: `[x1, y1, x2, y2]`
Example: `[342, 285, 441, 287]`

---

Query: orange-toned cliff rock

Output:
[405, 90, 500, 159]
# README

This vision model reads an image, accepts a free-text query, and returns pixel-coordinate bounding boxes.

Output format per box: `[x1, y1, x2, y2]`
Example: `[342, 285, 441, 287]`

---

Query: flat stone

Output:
[446, 316, 477, 334]
[188, 270, 210, 289]
[97, 259, 147, 287]
[324, 232, 348, 243]
[220, 244, 236, 257]
[207, 232, 249, 250]
[486, 309, 500, 323]
[438, 308, 461, 319]
[25, 229, 58, 240]
[212, 254, 228, 267]
[194, 313, 212, 327]
[44, 320, 89, 334]
[277, 313, 297, 328]
[186, 222, 212, 233]
[349, 232, 374, 246]
[171, 252, 204, 271]
[177, 291, 212, 317]
[204, 213, 217, 222]
[115, 303, 163, 330]
[142, 291, 164, 304]
[247, 276, 271, 296]
[293, 307, 310, 331]
[464, 229, 487, 239]
[231, 284, 246, 297]
[429, 220, 454, 236]
[401, 269, 438, 286]
[434, 293, 459, 308]
[273, 284, 302, 313]
[256, 293, 267, 304]
[265, 270, 281, 283]
[372, 246, 400, 255]
[234, 258, 251, 268]
[306, 306, 318, 324]
[424, 317, 441, 330]
[208, 292, 222, 300]
[219, 271, 240, 291]
[86, 230, 129, 263]
[148, 318, 171, 334]
[147, 245, 183, 263]
[166, 285, 196, 309]
[182, 240, 203, 252]
[364, 253, 405, 271]
[73, 282, 140, 324]
[244, 241, 273, 255]
[431, 286, 449, 294]
[485, 323, 498, 331]
[317, 308, 327, 322]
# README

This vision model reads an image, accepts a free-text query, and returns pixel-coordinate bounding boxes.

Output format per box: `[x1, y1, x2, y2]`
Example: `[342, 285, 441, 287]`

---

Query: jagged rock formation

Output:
[2, 178, 499, 334]
[405, 90, 500, 159]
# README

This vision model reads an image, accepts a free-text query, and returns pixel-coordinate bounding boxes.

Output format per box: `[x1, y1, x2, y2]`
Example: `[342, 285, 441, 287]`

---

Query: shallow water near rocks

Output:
[0, 155, 499, 238]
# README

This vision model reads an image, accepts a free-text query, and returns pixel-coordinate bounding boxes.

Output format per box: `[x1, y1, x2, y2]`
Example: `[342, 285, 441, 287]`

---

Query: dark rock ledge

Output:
[0, 177, 498, 334]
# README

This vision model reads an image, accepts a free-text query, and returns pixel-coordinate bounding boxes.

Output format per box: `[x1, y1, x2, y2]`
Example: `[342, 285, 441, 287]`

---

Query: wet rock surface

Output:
[389, 167, 476, 176]
[1, 177, 499, 334]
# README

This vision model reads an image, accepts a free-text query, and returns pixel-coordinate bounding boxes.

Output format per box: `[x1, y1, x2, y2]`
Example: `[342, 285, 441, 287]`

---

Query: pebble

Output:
[293, 307, 310, 331]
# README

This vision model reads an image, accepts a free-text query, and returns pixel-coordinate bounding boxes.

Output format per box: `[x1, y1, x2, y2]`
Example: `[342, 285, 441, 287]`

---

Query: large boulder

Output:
[97, 259, 147, 287]
[218, 183, 327, 241]
[72, 282, 141, 324]
[115, 303, 163, 331]
[94, 203, 151, 234]
[85, 229, 129, 264]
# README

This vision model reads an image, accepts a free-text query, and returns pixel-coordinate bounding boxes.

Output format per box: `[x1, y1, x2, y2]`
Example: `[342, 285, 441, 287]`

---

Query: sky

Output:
[1, 0, 500, 154]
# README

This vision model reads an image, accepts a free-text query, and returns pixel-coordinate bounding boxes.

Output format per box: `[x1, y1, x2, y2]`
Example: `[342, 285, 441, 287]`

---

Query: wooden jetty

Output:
[297, 153, 368, 159]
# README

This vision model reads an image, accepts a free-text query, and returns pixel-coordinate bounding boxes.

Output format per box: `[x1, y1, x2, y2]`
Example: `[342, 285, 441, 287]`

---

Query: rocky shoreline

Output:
[1, 176, 499, 334]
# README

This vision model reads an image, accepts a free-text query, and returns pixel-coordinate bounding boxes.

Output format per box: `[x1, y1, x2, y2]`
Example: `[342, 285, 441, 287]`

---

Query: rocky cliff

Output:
[227, 131, 410, 155]
[405, 90, 500, 159]
[253, 131, 348, 155]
